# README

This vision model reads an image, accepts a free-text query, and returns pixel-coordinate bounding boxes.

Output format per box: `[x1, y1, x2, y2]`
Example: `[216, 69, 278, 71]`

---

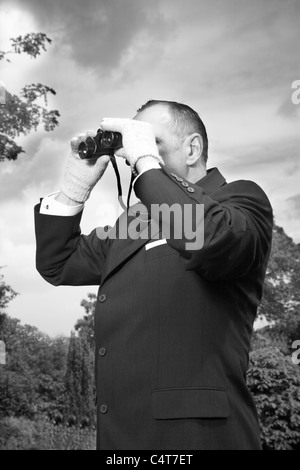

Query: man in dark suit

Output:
[34, 100, 273, 450]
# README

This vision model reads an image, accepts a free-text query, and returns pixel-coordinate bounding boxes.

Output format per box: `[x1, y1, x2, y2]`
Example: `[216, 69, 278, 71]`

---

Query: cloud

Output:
[217, 137, 300, 169]
[7, 0, 299, 95]
[287, 193, 300, 218]
[9, 0, 171, 75]
[0, 135, 68, 202]
[1, 0, 300, 336]
[158, 0, 300, 102]
[278, 96, 300, 119]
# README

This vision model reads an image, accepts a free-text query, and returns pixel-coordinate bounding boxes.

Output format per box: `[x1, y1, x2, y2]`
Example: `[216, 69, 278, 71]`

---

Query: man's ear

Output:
[185, 133, 203, 166]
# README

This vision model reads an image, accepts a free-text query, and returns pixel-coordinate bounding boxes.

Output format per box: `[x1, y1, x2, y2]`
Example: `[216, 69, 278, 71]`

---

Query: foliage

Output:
[75, 293, 97, 349]
[253, 224, 300, 357]
[258, 225, 300, 325]
[0, 33, 52, 62]
[0, 416, 96, 450]
[0, 269, 96, 432]
[65, 332, 96, 427]
[248, 346, 300, 450]
[0, 33, 60, 161]
[1, 222, 300, 449]
[0, 267, 18, 309]
[0, 312, 68, 421]
[248, 224, 300, 450]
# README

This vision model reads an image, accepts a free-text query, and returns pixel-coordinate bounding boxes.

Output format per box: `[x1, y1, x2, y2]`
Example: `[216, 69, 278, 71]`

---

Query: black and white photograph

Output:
[0, 0, 299, 452]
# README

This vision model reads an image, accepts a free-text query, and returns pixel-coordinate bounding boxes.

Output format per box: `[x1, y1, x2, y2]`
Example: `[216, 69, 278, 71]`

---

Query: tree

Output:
[0, 267, 18, 310]
[254, 224, 300, 354]
[248, 224, 300, 450]
[65, 332, 95, 427]
[75, 293, 97, 349]
[0, 269, 69, 422]
[0, 272, 36, 418]
[248, 346, 300, 450]
[258, 225, 300, 323]
[0, 311, 69, 421]
[64, 294, 97, 427]
[0, 33, 60, 161]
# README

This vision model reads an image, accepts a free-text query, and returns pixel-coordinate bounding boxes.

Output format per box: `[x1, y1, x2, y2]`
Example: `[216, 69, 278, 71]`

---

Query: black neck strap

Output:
[109, 155, 134, 213]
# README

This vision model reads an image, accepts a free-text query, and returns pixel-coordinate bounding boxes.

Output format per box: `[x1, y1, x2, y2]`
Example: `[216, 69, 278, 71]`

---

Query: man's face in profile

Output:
[134, 104, 187, 177]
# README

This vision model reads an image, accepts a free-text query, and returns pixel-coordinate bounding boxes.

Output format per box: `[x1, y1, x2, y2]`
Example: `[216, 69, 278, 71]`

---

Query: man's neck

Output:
[186, 165, 207, 183]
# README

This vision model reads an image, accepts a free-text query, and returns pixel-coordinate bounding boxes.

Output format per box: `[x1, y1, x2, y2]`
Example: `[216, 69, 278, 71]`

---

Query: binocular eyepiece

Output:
[78, 129, 123, 159]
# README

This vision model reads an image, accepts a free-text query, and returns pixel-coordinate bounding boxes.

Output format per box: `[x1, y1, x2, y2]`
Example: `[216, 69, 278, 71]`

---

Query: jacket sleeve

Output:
[34, 202, 112, 286]
[134, 168, 273, 281]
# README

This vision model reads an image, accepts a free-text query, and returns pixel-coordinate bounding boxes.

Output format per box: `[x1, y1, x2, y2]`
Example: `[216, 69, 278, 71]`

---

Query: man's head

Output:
[134, 100, 208, 182]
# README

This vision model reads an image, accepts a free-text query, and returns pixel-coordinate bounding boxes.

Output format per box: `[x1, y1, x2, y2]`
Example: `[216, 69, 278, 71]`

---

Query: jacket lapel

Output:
[100, 167, 226, 285]
[100, 206, 160, 285]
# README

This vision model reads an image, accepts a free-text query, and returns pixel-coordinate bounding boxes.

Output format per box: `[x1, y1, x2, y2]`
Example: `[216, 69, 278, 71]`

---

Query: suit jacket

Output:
[34, 166, 273, 450]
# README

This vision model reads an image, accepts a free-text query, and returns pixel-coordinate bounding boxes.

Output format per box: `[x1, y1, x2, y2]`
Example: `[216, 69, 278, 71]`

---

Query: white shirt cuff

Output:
[40, 192, 84, 216]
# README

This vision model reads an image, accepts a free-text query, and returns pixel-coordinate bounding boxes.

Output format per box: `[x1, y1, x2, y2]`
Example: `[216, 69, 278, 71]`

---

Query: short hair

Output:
[136, 100, 208, 163]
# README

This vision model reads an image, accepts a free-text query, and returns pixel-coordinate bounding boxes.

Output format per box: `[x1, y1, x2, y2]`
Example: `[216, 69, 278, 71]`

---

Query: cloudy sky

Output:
[0, 0, 299, 336]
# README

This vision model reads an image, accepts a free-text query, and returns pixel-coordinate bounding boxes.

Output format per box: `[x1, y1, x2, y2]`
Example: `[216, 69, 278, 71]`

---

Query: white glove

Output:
[100, 118, 163, 172]
[60, 130, 110, 203]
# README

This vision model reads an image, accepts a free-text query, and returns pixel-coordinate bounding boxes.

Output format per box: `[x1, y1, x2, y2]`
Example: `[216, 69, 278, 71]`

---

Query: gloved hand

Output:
[100, 118, 163, 172]
[60, 130, 110, 203]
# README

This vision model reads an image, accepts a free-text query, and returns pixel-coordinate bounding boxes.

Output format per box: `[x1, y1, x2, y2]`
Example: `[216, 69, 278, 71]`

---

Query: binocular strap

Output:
[109, 155, 134, 212]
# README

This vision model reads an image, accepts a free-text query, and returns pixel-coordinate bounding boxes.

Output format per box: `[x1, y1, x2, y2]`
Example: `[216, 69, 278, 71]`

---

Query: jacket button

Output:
[176, 176, 183, 182]
[98, 294, 107, 302]
[187, 187, 195, 193]
[100, 404, 108, 414]
[182, 181, 189, 187]
[170, 172, 177, 178]
[99, 347, 106, 356]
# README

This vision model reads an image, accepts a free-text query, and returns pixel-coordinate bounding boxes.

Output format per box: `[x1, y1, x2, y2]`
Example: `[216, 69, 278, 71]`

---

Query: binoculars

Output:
[78, 129, 122, 159]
